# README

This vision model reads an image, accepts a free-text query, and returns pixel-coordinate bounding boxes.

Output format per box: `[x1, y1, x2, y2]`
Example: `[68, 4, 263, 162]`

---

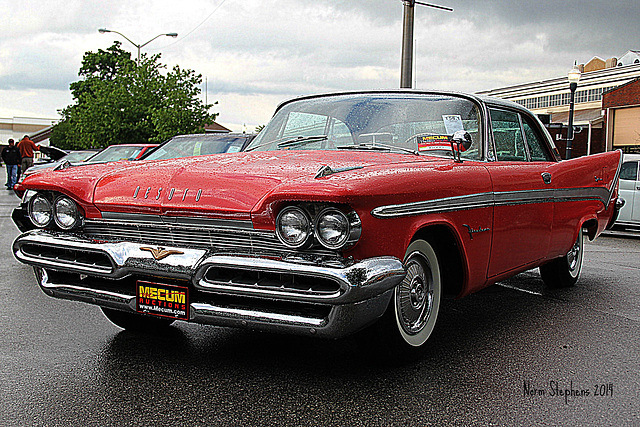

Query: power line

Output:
[150, 0, 230, 50]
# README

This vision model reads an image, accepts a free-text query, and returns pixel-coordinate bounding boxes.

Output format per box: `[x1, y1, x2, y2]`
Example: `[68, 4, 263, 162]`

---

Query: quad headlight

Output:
[53, 196, 81, 230]
[276, 206, 312, 248]
[27, 192, 83, 230]
[276, 204, 361, 251]
[315, 208, 351, 250]
[28, 194, 53, 227]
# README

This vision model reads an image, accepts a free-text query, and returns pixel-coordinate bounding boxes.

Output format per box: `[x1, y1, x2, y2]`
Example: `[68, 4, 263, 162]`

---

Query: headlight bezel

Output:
[28, 194, 53, 228]
[53, 195, 81, 230]
[275, 205, 313, 249]
[314, 207, 351, 250]
[275, 203, 361, 251]
[26, 191, 83, 231]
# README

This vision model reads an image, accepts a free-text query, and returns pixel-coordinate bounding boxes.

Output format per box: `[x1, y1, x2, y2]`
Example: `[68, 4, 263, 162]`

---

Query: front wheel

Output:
[540, 228, 584, 288]
[101, 307, 175, 332]
[375, 239, 442, 349]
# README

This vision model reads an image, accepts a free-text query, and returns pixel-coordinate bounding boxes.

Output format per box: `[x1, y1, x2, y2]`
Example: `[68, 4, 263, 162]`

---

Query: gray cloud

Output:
[0, 0, 637, 130]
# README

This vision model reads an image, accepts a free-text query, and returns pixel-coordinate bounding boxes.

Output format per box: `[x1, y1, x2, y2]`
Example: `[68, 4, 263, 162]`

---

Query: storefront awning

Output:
[551, 108, 603, 126]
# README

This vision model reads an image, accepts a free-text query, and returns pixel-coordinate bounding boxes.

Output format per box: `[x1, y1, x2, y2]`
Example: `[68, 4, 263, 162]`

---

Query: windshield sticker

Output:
[417, 135, 451, 152]
[442, 115, 464, 134]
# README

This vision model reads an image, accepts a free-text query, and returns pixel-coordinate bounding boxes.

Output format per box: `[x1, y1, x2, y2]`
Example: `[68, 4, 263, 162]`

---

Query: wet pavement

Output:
[1, 186, 638, 426]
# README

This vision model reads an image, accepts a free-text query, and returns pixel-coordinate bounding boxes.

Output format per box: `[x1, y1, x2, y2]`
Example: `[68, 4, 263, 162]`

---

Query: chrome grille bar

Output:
[82, 220, 336, 256]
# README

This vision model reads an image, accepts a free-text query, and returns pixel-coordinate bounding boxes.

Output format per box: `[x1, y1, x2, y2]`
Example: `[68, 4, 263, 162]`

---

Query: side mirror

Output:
[450, 130, 472, 162]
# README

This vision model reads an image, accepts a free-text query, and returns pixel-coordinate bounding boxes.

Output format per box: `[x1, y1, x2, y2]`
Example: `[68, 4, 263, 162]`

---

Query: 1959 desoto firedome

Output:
[12, 91, 623, 350]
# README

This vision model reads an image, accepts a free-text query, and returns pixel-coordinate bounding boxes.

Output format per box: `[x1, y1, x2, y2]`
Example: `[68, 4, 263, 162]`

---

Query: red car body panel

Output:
[20, 148, 622, 297]
[11, 91, 624, 343]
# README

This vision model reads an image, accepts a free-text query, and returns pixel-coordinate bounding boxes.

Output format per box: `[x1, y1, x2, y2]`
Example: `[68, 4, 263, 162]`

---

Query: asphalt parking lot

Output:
[1, 187, 638, 426]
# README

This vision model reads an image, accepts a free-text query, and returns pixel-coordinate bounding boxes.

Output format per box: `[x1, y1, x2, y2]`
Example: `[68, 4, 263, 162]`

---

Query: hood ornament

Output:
[315, 165, 364, 179]
[140, 247, 184, 260]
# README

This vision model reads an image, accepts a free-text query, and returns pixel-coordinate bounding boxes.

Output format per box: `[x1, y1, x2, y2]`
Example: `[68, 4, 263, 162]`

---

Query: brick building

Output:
[478, 50, 640, 158]
[603, 78, 640, 153]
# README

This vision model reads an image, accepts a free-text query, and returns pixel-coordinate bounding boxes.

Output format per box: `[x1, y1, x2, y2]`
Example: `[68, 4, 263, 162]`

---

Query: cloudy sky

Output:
[1, 0, 637, 131]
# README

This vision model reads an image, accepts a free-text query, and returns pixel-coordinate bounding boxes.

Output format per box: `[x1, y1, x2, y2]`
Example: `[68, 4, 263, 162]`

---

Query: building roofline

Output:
[477, 63, 640, 96]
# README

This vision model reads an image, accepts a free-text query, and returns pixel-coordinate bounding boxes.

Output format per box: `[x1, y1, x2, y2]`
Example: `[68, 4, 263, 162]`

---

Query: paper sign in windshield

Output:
[442, 115, 464, 134]
[417, 135, 451, 152]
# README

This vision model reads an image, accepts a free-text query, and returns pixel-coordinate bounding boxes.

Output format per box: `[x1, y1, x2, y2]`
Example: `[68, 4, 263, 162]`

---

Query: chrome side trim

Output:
[493, 187, 610, 206]
[371, 192, 494, 218]
[372, 187, 614, 219]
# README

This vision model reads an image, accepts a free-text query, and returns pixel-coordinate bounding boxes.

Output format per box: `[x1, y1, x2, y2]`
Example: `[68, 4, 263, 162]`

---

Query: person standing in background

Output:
[1, 139, 21, 189]
[16, 134, 39, 173]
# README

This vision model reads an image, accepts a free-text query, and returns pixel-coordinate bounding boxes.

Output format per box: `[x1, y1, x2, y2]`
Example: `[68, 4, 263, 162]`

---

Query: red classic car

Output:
[12, 91, 623, 350]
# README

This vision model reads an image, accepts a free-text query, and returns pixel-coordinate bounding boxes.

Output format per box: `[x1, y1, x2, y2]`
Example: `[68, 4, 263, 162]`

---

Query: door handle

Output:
[541, 172, 552, 185]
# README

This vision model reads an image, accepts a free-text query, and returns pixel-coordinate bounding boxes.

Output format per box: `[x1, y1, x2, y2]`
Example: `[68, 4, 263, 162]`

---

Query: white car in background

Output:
[617, 154, 640, 228]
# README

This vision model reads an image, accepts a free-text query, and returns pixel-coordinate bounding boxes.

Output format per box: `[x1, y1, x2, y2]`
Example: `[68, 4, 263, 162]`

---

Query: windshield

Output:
[89, 146, 145, 162]
[144, 135, 248, 161]
[62, 151, 98, 163]
[245, 93, 482, 160]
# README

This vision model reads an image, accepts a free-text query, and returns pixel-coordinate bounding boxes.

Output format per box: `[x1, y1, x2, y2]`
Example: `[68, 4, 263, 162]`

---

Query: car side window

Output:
[489, 109, 527, 161]
[522, 115, 553, 161]
[620, 161, 639, 181]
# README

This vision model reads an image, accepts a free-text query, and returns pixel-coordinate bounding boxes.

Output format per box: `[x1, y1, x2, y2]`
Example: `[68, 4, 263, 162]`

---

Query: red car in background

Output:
[11, 91, 623, 352]
[13, 144, 157, 198]
[82, 143, 157, 163]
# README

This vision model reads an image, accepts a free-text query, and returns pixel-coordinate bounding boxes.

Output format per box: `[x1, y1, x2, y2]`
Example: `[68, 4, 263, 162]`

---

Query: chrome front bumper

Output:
[15, 230, 406, 338]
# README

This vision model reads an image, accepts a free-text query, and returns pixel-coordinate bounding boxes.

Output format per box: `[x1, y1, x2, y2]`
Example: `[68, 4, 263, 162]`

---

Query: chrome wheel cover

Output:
[567, 229, 584, 277]
[396, 252, 433, 335]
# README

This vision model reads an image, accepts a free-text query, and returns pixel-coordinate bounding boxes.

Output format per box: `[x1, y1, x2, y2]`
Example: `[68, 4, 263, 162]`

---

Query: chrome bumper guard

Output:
[15, 230, 406, 337]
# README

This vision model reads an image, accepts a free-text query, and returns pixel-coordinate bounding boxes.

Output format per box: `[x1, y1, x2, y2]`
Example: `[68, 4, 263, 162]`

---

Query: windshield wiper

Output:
[277, 135, 328, 148]
[337, 143, 418, 155]
[246, 135, 329, 151]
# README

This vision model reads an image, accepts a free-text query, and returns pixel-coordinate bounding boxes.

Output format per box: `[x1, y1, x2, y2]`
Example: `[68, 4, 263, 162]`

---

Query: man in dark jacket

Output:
[2, 139, 21, 189]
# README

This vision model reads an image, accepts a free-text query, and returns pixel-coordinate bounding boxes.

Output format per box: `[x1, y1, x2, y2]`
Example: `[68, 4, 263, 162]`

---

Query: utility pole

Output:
[400, 1, 453, 89]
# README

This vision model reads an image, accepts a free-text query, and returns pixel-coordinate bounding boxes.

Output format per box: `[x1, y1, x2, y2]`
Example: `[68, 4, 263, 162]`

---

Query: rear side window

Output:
[522, 115, 553, 161]
[620, 161, 639, 181]
[489, 109, 527, 161]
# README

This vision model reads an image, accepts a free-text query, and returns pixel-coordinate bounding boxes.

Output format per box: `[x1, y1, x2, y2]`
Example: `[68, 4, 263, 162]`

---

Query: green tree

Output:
[51, 42, 217, 149]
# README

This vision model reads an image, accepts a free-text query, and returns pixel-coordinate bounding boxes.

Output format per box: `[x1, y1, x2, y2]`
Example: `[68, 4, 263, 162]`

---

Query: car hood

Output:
[90, 151, 447, 218]
[38, 145, 68, 161]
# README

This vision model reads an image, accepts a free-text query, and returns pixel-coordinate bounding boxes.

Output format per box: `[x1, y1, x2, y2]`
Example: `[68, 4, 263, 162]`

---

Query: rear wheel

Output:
[540, 228, 584, 288]
[101, 307, 175, 332]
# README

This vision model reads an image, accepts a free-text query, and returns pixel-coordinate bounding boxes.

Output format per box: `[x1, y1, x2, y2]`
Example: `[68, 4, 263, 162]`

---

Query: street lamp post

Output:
[98, 28, 178, 65]
[565, 63, 582, 159]
[400, 0, 453, 89]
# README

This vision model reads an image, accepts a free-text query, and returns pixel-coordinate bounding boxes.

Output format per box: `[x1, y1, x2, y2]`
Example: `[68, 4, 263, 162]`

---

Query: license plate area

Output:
[136, 280, 189, 320]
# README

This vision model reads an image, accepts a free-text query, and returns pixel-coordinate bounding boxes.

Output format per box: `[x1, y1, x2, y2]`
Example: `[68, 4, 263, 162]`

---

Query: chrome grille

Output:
[82, 220, 336, 256]
[20, 242, 113, 274]
[201, 265, 342, 298]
